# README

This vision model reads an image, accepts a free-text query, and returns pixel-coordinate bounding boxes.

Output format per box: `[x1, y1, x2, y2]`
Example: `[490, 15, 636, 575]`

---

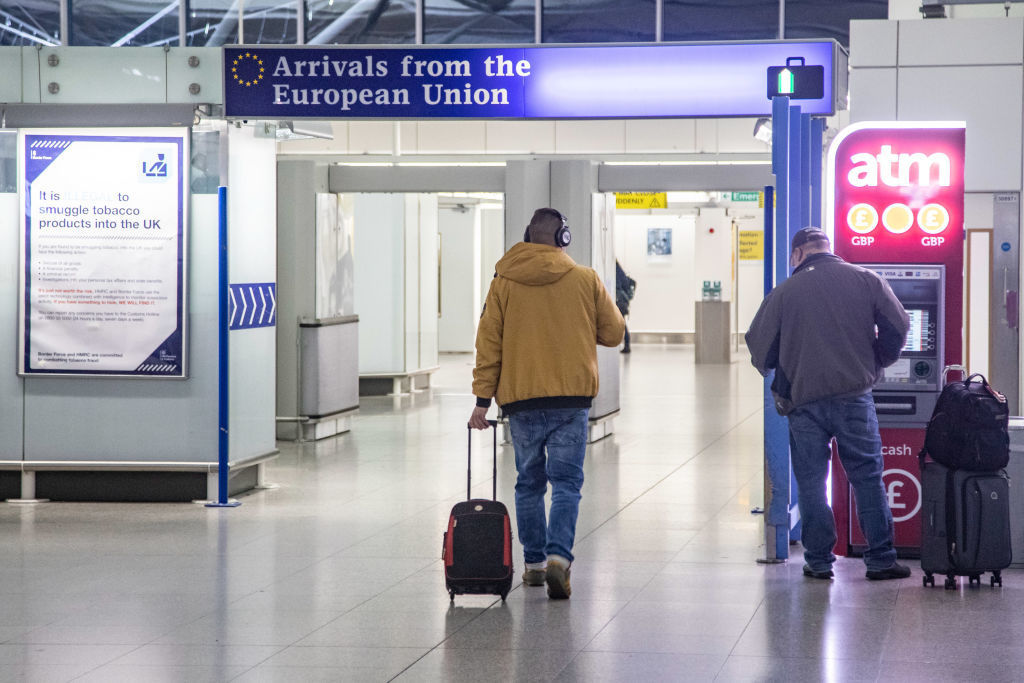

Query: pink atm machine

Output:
[827, 122, 966, 557]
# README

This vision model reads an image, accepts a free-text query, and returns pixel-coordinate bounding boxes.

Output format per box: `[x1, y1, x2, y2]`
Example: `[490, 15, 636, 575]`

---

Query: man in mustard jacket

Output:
[469, 207, 624, 599]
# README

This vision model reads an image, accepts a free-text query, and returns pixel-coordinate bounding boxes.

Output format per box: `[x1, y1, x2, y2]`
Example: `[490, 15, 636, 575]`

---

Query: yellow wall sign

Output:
[615, 192, 668, 209]
[739, 231, 764, 260]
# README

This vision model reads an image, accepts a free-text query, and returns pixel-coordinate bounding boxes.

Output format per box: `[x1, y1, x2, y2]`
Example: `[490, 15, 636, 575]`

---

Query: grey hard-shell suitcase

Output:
[920, 459, 1012, 588]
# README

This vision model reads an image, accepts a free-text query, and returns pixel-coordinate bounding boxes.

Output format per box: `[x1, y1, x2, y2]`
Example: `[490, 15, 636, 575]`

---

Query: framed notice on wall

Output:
[17, 128, 188, 377]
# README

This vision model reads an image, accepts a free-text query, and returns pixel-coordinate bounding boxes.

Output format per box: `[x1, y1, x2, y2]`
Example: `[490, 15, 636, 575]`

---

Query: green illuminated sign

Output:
[767, 57, 824, 100]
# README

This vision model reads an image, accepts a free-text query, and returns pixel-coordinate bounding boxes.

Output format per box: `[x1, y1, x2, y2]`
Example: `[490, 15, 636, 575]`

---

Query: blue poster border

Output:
[19, 131, 188, 378]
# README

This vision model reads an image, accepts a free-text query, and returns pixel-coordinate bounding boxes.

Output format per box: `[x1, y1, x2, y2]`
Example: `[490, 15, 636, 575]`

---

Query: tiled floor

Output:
[1, 345, 1022, 682]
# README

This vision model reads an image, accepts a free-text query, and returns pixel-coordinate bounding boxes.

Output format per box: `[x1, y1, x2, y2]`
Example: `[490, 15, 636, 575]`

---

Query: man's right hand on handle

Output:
[468, 405, 490, 430]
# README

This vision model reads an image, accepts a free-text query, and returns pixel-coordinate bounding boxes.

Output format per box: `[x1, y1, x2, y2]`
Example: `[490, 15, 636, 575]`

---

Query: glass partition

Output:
[0, 0, 61, 45]
[305, 0, 414, 44]
[784, 0, 886, 47]
[424, 0, 533, 44]
[242, 0, 299, 44]
[71, 0, 180, 46]
[664, 0, 778, 42]
[543, 0, 655, 43]
[187, 0, 240, 46]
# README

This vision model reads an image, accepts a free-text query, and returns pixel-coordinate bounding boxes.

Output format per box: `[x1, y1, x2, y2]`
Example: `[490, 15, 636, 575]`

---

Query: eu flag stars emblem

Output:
[232, 52, 265, 88]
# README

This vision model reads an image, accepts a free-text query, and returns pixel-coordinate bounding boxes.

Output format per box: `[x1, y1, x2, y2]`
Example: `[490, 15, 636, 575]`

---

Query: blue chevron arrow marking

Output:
[228, 283, 276, 330]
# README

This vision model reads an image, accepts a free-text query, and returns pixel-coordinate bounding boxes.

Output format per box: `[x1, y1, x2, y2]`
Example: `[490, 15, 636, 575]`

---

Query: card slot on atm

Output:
[872, 394, 917, 414]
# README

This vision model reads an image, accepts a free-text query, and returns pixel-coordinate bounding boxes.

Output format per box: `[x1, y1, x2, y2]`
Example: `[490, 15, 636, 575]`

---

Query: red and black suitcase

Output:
[443, 420, 514, 602]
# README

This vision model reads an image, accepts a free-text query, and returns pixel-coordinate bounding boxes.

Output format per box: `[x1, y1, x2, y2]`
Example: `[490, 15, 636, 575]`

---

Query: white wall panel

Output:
[898, 18, 1024, 66]
[416, 121, 486, 153]
[694, 119, 718, 153]
[438, 206, 479, 352]
[354, 194, 405, 372]
[613, 212, 695, 333]
[0, 193, 23, 460]
[554, 120, 626, 154]
[485, 121, 556, 154]
[348, 121, 396, 154]
[849, 68, 898, 123]
[898, 65, 1023, 190]
[850, 20, 897, 67]
[624, 119, 696, 153]
[965, 192, 995, 229]
[227, 126, 277, 460]
[695, 207, 732, 302]
[716, 118, 766, 154]
[417, 194, 439, 369]
[24, 195, 219, 462]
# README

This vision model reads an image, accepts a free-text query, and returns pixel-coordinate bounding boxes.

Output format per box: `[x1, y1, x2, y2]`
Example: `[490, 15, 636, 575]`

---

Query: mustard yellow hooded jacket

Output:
[472, 242, 625, 414]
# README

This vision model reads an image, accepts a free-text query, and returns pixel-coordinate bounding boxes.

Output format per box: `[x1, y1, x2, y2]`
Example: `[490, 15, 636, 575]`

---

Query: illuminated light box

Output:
[224, 42, 841, 120]
[826, 121, 966, 257]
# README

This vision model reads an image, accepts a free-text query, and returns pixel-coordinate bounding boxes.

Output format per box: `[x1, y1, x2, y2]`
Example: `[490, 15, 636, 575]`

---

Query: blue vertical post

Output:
[761, 96, 791, 562]
[208, 186, 241, 508]
[763, 186, 774, 296]
[810, 117, 824, 230]
[788, 104, 803, 243]
[800, 112, 813, 232]
[785, 108, 807, 544]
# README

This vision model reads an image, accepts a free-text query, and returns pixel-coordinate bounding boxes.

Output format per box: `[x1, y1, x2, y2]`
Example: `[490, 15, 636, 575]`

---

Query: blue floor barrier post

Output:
[208, 185, 241, 509]
[759, 95, 793, 562]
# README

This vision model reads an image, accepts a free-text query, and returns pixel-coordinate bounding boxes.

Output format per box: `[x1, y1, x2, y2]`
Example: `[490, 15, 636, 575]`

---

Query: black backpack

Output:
[922, 373, 1009, 472]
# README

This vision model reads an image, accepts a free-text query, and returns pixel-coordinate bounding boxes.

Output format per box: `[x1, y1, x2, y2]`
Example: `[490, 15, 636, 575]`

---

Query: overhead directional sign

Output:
[229, 282, 276, 330]
[224, 41, 840, 119]
[767, 57, 824, 100]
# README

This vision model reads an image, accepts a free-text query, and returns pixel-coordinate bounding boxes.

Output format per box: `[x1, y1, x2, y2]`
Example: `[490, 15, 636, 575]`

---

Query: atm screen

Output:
[902, 309, 929, 353]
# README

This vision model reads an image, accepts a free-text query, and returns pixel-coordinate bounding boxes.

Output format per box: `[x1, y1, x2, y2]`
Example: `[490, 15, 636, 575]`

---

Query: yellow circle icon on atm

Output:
[847, 204, 878, 234]
[917, 203, 949, 234]
[882, 203, 914, 234]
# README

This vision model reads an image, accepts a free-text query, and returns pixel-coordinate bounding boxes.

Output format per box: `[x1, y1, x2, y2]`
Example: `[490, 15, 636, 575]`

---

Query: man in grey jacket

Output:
[745, 227, 912, 581]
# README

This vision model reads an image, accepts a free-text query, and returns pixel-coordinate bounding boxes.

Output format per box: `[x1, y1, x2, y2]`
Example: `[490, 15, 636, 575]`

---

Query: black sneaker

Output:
[865, 562, 912, 581]
[802, 563, 834, 580]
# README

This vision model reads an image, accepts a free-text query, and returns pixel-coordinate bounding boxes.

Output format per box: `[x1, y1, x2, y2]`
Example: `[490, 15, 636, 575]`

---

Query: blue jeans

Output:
[788, 392, 897, 572]
[508, 408, 589, 565]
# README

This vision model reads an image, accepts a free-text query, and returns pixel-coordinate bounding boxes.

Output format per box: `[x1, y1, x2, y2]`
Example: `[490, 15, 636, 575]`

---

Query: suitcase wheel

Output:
[969, 574, 981, 587]
[992, 571, 1003, 587]
[944, 575, 957, 590]
[923, 573, 935, 587]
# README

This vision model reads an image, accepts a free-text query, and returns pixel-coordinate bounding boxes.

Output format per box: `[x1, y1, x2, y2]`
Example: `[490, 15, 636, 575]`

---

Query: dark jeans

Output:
[508, 408, 589, 564]
[788, 392, 897, 572]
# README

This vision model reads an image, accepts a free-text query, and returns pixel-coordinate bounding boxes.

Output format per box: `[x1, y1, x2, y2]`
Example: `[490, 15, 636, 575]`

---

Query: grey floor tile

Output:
[714, 655, 881, 682]
[111, 644, 285, 667]
[557, 651, 726, 682]
[3, 348, 1022, 683]
[0, 664, 84, 683]
[394, 647, 578, 682]
[73, 664, 251, 683]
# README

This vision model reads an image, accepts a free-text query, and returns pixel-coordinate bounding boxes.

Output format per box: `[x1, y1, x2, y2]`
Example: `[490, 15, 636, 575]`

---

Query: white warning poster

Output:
[18, 129, 188, 377]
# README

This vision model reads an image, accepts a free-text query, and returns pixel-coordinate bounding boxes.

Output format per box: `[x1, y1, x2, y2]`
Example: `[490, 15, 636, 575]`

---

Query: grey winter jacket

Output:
[744, 252, 909, 415]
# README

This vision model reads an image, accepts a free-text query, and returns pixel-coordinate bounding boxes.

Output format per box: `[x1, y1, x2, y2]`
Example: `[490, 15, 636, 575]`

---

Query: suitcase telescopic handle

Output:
[466, 420, 499, 501]
[942, 364, 967, 385]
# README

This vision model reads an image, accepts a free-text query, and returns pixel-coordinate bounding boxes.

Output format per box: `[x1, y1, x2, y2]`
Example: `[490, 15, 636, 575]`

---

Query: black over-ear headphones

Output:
[523, 208, 571, 247]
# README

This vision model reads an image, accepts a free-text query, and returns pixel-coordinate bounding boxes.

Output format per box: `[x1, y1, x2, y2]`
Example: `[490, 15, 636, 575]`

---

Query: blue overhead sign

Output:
[224, 41, 840, 120]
